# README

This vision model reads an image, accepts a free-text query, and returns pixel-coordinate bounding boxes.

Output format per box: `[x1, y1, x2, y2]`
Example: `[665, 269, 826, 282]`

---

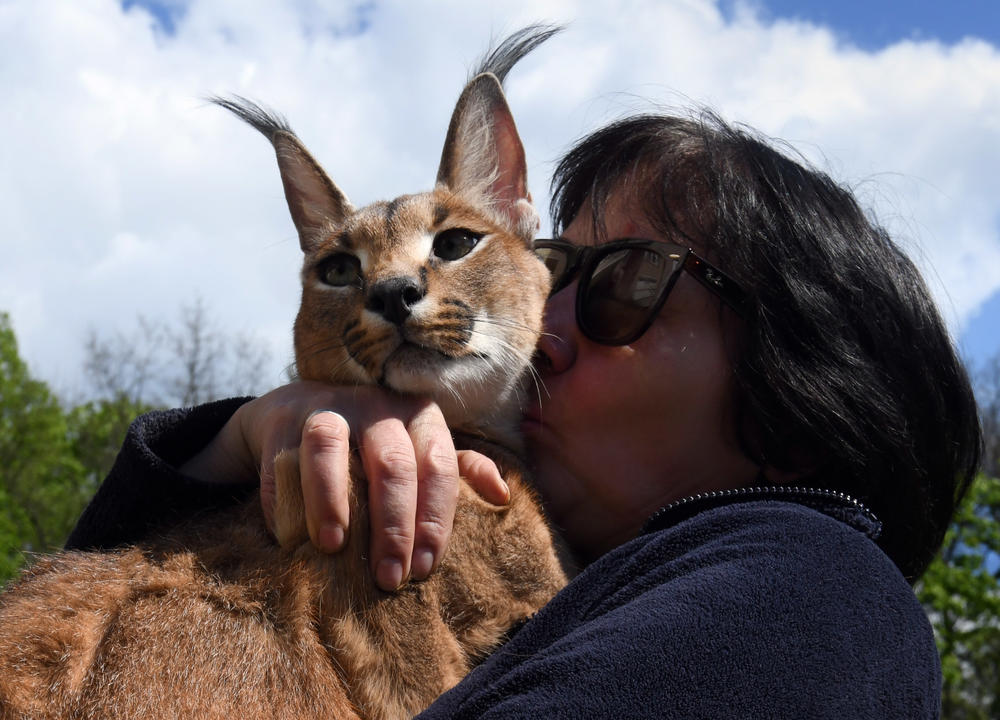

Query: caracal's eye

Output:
[433, 228, 482, 261]
[318, 253, 362, 287]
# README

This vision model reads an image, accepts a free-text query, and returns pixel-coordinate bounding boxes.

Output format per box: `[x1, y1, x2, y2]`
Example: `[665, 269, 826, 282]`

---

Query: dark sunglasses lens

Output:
[535, 246, 572, 293]
[581, 248, 680, 342]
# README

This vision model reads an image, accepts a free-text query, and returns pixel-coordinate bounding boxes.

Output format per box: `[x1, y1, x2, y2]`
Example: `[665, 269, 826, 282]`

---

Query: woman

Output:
[68, 110, 981, 717]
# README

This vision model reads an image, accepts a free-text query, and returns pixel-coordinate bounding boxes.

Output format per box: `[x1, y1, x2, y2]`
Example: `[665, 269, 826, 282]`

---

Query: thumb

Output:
[457, 450, 509, 506]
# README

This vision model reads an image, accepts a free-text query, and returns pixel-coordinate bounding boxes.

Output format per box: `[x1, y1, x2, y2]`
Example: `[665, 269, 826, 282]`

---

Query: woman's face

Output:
[522, 192, 759, 563]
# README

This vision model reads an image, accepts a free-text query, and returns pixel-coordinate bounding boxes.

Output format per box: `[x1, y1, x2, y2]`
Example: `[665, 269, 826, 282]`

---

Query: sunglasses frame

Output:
[533, 237, 748, 345]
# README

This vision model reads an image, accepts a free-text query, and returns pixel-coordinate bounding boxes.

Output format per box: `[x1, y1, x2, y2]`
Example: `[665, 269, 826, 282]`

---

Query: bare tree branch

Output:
[83, 298, 272, 407]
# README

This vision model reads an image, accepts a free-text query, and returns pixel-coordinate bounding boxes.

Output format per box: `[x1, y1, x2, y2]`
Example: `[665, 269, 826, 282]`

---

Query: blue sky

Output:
[736, 0, 999, 49]
[121, 0, 183, 33]
[112, 0, 1000, 367]
[746, 0, 1000, 369]
[127, 1, 1000, 48]
[3, 0, 999, 397]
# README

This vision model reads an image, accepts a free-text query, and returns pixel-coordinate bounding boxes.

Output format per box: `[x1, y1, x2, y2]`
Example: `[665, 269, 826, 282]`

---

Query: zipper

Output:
[642, 485, 882, 540]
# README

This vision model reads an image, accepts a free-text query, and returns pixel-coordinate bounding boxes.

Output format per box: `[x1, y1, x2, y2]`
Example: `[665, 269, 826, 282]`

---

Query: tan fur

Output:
[0, 448, 561, 720]
[0, 34, 565, 720]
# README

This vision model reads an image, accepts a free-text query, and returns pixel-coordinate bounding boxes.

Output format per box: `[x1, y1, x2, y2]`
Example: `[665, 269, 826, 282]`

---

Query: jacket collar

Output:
[641, 485, 882, 541]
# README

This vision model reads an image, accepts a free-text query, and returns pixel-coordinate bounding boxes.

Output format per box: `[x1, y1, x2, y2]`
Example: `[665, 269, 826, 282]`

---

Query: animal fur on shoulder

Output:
[0, 26, 566, 720]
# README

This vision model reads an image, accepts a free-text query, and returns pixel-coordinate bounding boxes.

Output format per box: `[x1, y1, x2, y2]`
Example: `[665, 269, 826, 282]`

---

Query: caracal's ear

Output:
[210, 96, 353, 253]
[436, 74, 538, 241]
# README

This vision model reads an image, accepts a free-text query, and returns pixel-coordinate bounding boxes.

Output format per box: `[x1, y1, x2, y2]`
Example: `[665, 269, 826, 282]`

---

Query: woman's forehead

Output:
[563, 192, 660, 246]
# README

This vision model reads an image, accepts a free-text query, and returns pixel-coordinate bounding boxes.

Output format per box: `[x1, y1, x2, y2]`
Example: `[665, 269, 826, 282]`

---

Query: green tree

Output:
[977, 355, 1000, 479]
[0, 313, 87, 582]
[1, 301, 271, 587]
[918, 474, 1000, 719]
[65, 394, 154, 501]
[70, 298, 266, 505]
[918, 349, 1000, 719]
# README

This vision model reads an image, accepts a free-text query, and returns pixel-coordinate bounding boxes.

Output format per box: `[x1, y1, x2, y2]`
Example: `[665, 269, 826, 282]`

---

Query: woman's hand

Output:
[179, 381, 508, 591]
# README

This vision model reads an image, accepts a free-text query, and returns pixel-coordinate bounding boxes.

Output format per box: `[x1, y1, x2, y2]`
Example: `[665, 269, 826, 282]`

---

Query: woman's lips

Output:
[520, 401, 546, 437]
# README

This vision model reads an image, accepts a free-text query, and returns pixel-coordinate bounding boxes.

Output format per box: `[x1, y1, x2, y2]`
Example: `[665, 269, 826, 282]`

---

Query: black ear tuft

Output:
[210, 95, 353, 253]
[471, 24, 563, 84]
[207, 95, 292, 142]
[436, 26, 560, 239]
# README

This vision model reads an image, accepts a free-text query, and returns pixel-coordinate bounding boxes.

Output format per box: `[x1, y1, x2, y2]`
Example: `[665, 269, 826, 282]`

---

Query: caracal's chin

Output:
[383, 346, 513, 420]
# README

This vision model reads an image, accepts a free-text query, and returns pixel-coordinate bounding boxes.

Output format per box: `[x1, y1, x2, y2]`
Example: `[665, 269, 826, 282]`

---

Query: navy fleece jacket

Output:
[66, 401, 941, 719]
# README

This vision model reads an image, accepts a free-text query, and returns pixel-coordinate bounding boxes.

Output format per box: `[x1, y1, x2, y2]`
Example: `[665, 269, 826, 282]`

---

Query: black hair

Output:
[550, 111, 983, 581]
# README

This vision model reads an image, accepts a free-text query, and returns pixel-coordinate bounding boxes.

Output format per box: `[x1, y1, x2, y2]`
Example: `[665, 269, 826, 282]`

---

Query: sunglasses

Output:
[533, 237, 747, 346]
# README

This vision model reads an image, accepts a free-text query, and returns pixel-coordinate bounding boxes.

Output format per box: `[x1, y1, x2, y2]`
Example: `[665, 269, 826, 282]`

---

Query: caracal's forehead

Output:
[311, 190, 507, 261]
[345, 194, 433, 252]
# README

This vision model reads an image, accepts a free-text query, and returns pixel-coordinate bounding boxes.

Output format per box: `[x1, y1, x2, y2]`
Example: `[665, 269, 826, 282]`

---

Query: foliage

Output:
[3, 301, 1000, 714]
[916, 350, 1000, 718]
[0, 301, 270, 586]
[918, 473, 1000, 718]
[976, 355, 1000, 479]
[65, 394, 155, 502]
[0, 313, 87, 581]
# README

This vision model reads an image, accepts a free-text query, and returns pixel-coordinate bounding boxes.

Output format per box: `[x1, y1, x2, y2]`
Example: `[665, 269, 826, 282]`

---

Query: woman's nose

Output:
[535, 284, 577, 375]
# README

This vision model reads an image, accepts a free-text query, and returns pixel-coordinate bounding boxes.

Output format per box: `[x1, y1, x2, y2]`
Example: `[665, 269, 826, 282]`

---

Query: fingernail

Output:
[307, 409, 347, 423]
[411, 548, 435, 580]
[318, 522, 345, 552]
[376, 558, 405, 590]
[499, 479, 510, 504]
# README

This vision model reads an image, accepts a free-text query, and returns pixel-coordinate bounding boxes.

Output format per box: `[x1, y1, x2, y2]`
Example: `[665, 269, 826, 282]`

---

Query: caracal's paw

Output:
[273, 448, 309, 549]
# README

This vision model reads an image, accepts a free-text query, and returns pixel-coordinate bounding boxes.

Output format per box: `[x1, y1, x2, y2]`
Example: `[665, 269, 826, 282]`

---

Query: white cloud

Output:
[1, 0, 998, 398]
